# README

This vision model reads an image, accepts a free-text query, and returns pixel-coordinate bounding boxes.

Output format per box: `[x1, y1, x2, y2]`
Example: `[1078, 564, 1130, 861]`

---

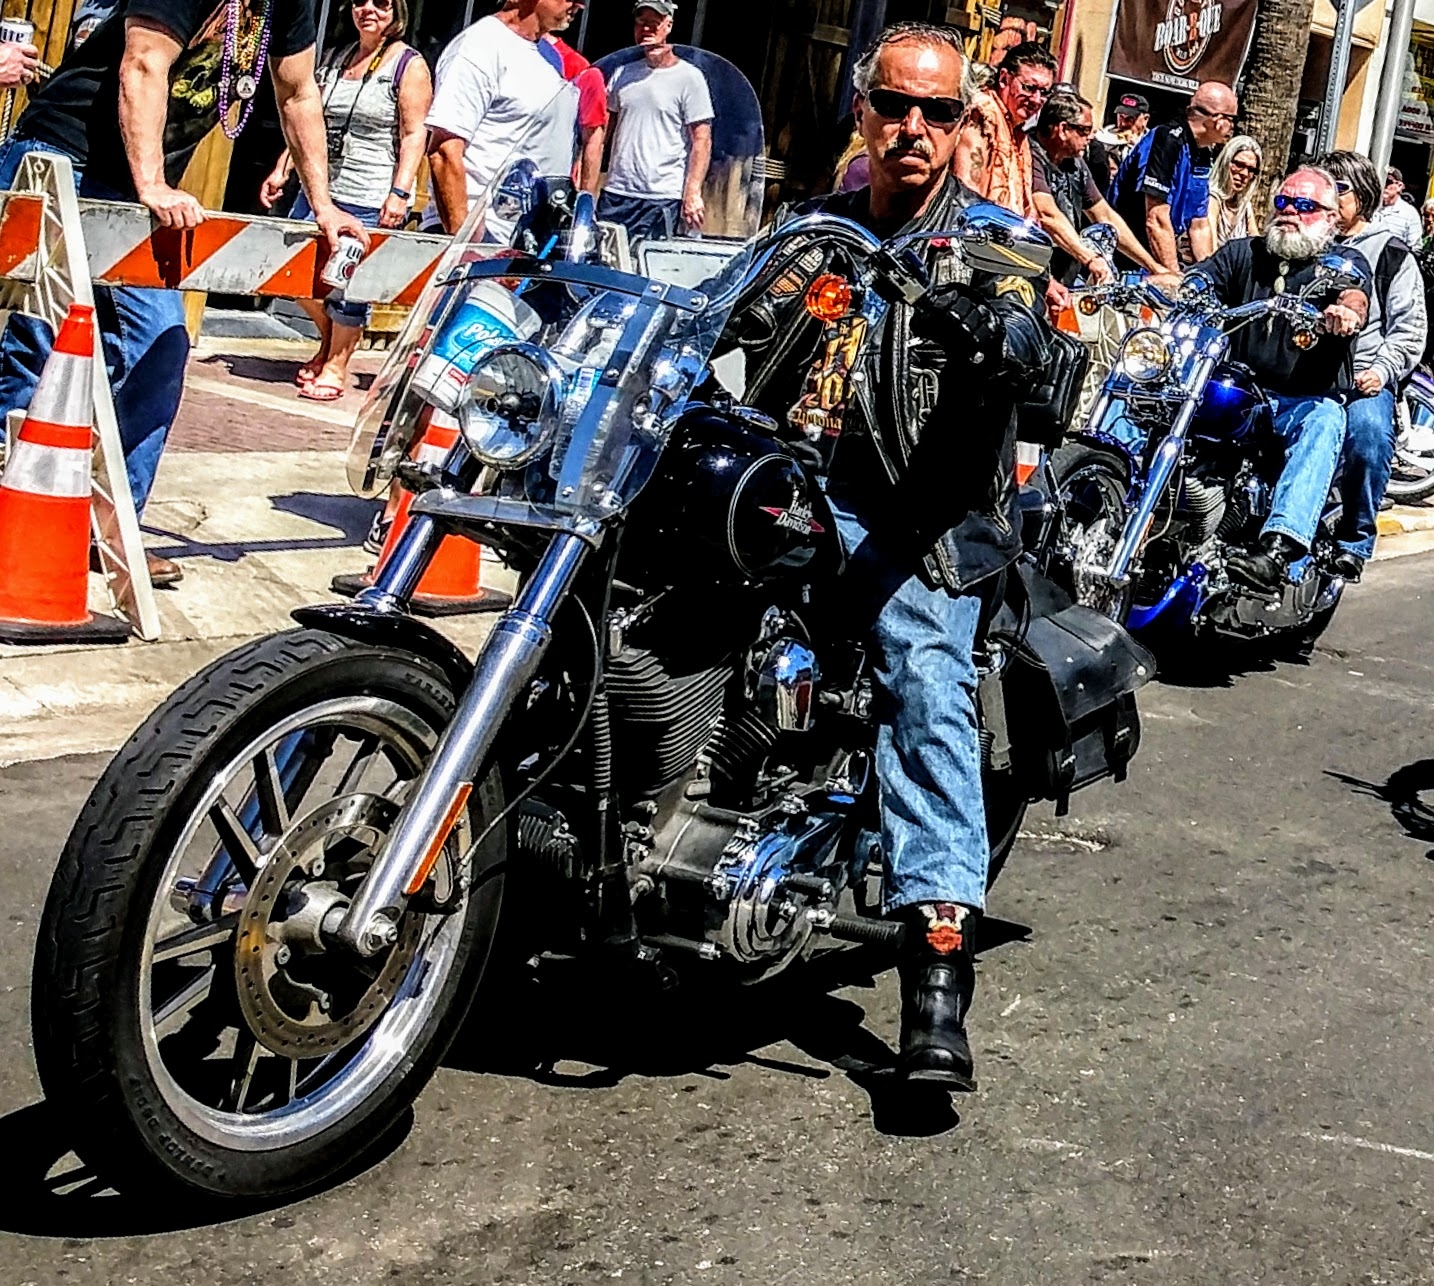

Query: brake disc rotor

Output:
[235, 793, 426, 1058]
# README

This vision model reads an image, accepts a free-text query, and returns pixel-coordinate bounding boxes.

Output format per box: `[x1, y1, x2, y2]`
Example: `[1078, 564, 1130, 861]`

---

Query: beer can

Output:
[0, 18, 34, 43]
[411, 280, 541, 413]
[320, 234, 365, 290]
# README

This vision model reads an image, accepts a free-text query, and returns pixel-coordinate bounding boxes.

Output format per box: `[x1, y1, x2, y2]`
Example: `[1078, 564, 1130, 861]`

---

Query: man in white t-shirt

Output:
[1372, 166, 1424, 248]
[598, 1, 714, 242]
[424, 0, 581, 238]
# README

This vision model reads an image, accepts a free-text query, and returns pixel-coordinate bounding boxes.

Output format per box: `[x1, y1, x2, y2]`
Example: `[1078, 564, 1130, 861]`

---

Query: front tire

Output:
[1386, 389, 1434, 504]
[1049, 441, 1136, 623]
[32, 628, 508, 1201]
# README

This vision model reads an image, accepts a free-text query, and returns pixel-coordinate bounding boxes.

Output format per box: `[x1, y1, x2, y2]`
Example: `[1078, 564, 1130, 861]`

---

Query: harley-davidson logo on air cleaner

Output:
[1154, 0, 1223, 76]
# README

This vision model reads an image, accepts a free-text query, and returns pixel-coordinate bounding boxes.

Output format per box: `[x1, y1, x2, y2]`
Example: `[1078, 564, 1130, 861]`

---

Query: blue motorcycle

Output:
[1047, 255, 1365, 653]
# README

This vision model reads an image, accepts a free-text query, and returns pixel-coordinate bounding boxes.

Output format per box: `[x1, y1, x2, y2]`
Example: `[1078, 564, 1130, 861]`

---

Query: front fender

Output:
[291, 603, 475, 697]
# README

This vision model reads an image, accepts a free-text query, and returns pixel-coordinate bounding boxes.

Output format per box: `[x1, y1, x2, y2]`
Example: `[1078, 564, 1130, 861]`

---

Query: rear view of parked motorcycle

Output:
[31, 54, 1152, 1203]
[1049, 257, 1365, 651]
[1387, 368, 1434, 503]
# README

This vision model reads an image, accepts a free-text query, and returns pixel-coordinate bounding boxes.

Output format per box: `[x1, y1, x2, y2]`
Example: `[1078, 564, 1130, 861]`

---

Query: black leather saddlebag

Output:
[993, 569, 1156, 813]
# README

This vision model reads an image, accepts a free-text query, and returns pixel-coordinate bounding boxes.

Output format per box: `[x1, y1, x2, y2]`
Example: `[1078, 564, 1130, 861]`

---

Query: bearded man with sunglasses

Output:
[1189, 168, 1373, 595]
[738, 22, 1050, 1090]
[1108, 81, 1237, 272]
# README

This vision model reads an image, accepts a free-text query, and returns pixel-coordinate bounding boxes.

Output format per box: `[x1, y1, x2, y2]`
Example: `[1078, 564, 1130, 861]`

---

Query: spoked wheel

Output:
[1386, 391, 1434, 504]
[1049, 442, 1136, 623]
[32, 629, 508, 1201]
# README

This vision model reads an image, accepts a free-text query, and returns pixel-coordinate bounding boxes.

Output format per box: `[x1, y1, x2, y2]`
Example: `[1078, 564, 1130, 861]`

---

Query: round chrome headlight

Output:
[1117, 327, 1173, 384]
[457, 342, 564, 470]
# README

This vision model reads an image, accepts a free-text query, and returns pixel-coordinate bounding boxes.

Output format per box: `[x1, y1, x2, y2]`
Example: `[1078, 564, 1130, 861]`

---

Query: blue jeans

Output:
[1263, 393, 1346, 553]
[1336, 385, 1396, 561]
[596, 190, 682, 242]
[0, 137, 188, 516]
[291, 192, 382, 328]
[828, 497, 989, 913]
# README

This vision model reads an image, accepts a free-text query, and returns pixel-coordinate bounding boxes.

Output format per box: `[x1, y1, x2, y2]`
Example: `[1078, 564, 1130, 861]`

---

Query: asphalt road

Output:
[5, 556, 1434, 1285]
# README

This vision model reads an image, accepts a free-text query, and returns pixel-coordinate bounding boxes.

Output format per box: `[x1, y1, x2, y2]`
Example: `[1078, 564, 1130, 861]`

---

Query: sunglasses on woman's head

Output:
[865, 88, 964, 125]
[1272, 194, 1332, 215]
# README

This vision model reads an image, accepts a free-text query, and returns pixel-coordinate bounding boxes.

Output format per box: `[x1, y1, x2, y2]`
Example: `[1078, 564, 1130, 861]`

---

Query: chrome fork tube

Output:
[1104, 356, 1215, 586]
[335, 532, 590, 955]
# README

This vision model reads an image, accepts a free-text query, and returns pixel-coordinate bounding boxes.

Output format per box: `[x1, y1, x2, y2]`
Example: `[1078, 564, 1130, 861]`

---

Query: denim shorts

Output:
[291, 193, 383, 328]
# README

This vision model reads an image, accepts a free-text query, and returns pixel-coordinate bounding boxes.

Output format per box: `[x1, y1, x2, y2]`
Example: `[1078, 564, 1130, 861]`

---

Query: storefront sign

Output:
[1106, 0, 1259, 93]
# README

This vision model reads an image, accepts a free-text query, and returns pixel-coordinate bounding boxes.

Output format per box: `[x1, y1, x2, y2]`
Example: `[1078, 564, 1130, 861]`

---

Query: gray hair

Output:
[851, 22, 965, 95]
[1283, 164, 1340, 205]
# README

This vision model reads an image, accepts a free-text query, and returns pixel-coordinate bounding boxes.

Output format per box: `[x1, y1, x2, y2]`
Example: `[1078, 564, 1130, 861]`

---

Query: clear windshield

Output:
[348, 46, 765, 527]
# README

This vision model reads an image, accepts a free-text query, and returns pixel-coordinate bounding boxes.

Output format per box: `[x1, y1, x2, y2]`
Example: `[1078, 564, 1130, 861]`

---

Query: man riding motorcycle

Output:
[1187, 167, 1371, 595]
[735, 21, 1050, 1088]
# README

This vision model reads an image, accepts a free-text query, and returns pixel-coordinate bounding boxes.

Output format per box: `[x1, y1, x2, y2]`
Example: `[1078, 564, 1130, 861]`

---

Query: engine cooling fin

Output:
[605, 647, 732, 795]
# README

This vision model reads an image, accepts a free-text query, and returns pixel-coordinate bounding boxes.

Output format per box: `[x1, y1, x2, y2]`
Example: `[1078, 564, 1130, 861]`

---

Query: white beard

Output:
[1264, 220, 1335, 262]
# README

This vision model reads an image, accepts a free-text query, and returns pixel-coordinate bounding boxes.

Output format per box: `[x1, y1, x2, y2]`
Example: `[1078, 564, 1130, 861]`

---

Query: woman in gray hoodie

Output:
[1318, 150, 1429, 580]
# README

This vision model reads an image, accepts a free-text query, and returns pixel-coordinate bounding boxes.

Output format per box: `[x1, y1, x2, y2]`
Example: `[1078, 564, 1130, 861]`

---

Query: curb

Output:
[1377, 505, 1434, 537]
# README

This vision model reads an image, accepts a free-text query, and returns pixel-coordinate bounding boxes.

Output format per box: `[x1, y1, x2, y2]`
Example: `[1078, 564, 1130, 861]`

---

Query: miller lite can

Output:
[0, 17, 35, 43]
[320, 234, 365, 290]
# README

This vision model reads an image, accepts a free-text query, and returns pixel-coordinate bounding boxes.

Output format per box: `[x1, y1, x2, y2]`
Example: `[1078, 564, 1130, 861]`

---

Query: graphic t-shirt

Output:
[423, 15, 576, 236]
[604, 59, 714, 201]
[1108, 121, 1214, 252]
[18, 0, 316, 197]
[1194, 236, 1373, 397]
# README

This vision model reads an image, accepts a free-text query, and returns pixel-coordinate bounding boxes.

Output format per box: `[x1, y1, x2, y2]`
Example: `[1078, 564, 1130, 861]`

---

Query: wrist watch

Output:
[390, 186, 412, 201]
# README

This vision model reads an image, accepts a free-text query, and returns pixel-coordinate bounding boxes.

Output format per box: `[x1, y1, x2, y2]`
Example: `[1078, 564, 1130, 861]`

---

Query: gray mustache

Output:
[885, 138, 935, 161]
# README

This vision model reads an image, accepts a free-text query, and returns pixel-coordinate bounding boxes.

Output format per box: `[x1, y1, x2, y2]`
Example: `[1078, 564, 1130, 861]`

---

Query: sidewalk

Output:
[0, 337, 512, 766]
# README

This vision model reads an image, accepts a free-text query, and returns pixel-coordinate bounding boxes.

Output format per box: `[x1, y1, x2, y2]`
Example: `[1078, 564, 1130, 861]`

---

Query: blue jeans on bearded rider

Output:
[290, 192, 382, 329]
[827, 495, 990, 914]
[1336, 385, 1396, 562]
[1262, 392, 1347, 552]
[0, 137, 189, 516]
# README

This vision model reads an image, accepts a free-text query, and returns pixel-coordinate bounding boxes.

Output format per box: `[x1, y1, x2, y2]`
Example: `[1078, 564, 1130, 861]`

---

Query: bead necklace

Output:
[218, 0, 274, 140]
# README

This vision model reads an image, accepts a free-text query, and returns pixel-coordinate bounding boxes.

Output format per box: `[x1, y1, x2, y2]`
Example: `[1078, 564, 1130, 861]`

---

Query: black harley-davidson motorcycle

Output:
[31, 54, 1152, 1201]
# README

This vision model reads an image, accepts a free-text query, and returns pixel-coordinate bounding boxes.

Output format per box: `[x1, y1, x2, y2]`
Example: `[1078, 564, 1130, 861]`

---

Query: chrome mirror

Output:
[1082, 222, 1118, 264]
[950, 200, 1054, 278]
[1312, 252, 1366, 295]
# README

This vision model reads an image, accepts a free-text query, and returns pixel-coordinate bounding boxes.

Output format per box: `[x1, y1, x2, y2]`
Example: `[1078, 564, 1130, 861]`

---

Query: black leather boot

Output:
[1226, 533, 1299, 597]
[897, 903, 977, 1090]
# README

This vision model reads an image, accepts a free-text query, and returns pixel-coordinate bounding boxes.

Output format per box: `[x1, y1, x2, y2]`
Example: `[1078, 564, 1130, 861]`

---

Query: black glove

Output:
[910, 283, 1003, 364]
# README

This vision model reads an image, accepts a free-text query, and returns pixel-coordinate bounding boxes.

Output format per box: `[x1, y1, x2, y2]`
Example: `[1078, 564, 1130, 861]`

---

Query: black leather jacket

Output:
[741, 175, 1052, 592]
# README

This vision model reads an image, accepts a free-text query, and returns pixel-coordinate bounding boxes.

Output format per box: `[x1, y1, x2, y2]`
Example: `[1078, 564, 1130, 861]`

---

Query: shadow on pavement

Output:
[0, 1099, 414, 1238]
[1327, 760, 1434, 853]
[199, 353, 310, 387]
[449, 917, 1031, 1141]
[142, 492, 372, 563]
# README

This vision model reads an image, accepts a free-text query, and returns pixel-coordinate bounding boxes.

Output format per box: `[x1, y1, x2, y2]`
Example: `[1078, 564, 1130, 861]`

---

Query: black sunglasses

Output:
[865, 87, 964, 126]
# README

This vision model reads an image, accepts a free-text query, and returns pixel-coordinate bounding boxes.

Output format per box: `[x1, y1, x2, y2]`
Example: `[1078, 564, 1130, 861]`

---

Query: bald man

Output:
[1108, 80, 1238, 271]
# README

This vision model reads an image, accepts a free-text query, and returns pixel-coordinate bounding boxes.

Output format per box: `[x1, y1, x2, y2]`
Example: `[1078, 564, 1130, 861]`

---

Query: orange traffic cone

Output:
[0, 304, 129, 644]
[331, 410, 513, 617]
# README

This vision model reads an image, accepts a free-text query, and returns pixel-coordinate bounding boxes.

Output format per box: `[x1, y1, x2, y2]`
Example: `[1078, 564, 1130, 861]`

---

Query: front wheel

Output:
[1049, 441, 1136, 623]
[32, 629, 508, 1201]
[1386, 388, 1434, 504]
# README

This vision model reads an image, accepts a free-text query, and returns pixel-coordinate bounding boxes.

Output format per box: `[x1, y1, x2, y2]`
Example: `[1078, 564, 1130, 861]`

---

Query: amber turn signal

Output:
[1078, 294, 1101, 316]
[1293, 329, 1317, 350]
[805, 273, 854, 322]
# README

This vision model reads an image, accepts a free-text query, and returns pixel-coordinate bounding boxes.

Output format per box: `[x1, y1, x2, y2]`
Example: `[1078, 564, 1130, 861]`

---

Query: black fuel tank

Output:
[630, 406, 842, 586]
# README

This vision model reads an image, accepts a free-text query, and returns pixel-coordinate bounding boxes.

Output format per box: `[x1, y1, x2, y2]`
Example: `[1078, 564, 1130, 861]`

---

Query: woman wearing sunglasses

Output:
[1207, 135, 1262, 249]
[260, 0, 432, 402]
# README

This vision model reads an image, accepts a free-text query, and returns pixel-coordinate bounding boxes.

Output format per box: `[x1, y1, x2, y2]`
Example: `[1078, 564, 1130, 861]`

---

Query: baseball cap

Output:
[634, 1, 677, 14]
[1387, 166, 1405, 185]
[1116, 92, 1150, 116]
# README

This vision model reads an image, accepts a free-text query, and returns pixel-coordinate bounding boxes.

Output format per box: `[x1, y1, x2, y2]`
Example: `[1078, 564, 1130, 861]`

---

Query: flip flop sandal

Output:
[298, 381, 345, 402]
